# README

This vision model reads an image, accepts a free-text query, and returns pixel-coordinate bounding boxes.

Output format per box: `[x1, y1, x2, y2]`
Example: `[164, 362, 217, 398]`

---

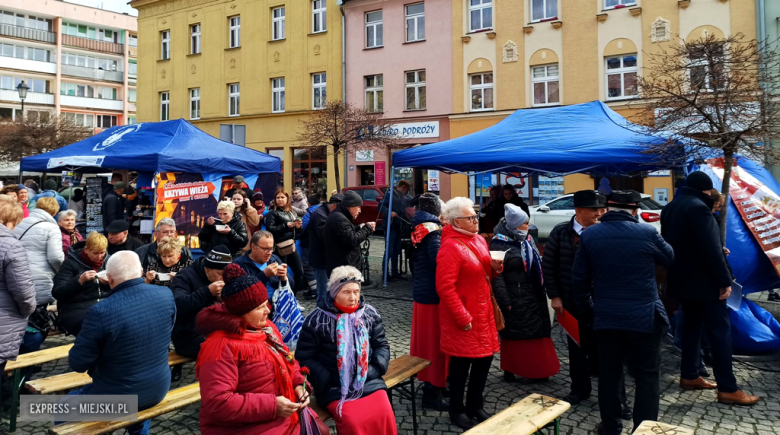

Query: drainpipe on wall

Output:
[339, 0, 348, 189]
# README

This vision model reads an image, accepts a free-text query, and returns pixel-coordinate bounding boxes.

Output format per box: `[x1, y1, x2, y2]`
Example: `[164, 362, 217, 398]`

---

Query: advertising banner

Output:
[707, 158, 780, 279]
[154, 173, 220, 250]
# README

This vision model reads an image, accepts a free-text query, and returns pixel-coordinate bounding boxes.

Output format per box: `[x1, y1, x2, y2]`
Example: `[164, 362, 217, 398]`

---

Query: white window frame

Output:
[530, 0, 557, 23]
[312, 0, 326, 33]
[128, 88, 137, 103]
[687, 44, 725, 92]
[161, 30, 170, 60]
[228, 83, 240, 117]
[405, 70, 426, 110]
[605, 54, 638, 100]
[531, 64, 560, 107]
[312, 73, 326, 110]
[160, 91, 169, 121]
[365, 11, 383, 48]
[405, 3, 424, 43]
[469, 72, 494, 112]
[468, 0, 492, 32]
[190, 88, 200, 120]
[190, 24, 201, 54]
[272, 78, 285, 113]
[604, 0, 636, 10]
[229, 16, 240, 48]
[364, 74, 383, 113]
[272, 7, 286, 41]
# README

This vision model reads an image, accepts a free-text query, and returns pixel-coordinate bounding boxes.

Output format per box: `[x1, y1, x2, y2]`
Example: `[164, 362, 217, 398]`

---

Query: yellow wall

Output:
[133, 0, 343, 192]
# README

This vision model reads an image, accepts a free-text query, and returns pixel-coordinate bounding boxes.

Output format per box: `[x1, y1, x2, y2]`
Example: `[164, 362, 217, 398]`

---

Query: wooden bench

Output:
[48, 355, 430, 435]
[25, 351, 193, 394]
[463, 393, 571, 435]
[3, 344, 74, 432]
[48, 383, 201, 435]
[633, 421, 694, 435]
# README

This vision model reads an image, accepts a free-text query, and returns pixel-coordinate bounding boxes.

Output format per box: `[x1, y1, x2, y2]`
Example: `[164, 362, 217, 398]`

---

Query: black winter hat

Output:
[342, 191, 363, 207]
[685, 171, 714, 191]
[328, 193, 344, 204]
[105, 219, 129, 233]
[204, 245, 232, 270]
[607, 190, 643, 209]
[417, 193, 441, 217]
[307, 194, 320, 206]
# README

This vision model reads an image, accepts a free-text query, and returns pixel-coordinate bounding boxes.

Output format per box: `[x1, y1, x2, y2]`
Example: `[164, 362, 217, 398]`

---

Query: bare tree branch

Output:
[0, 113, 93, 164]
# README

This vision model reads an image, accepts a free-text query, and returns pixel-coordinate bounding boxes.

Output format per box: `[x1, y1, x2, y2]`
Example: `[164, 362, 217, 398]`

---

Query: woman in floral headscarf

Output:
[296, 266, 396, 435]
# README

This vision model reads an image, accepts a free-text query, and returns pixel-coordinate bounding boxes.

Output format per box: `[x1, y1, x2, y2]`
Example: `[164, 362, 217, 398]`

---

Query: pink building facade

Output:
[344, 0, 452, 199]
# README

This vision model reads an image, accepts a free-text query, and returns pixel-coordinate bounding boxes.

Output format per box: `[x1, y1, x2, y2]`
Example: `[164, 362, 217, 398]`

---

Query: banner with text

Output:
[154, 173, 220, 251]
[707, 158, 780, 278]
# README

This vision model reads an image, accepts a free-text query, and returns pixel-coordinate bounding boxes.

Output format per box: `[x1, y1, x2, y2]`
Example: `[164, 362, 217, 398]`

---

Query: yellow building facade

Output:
[132, 0, 343, 196]
[449, 0, 757, 202]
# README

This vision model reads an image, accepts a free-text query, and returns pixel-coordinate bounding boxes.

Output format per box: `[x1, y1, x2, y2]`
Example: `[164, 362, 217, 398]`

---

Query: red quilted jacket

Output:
[435, 225, 500, 358]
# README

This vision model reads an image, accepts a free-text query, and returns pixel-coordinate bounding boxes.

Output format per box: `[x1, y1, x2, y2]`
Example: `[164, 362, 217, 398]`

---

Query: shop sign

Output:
[356, 150, 374, 162]
[387, 121, 440, 139]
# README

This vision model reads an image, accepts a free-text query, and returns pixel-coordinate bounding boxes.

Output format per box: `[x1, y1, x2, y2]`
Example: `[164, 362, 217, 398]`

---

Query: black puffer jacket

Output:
[296, 297, 391, 407]
[323, 204, 373, 274]
[541, 217, 579, 316]
[411, 211, 442, 304]
[490, 221, 551, 341]
[198, 212, 248, 258]
[265, 207, 298, 244]
[169, 257, 219, 357]
[51, 242, 113, 336]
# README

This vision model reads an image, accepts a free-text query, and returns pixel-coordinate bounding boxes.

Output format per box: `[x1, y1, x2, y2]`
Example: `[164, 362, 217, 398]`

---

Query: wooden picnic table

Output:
[463, 393, 571, 435]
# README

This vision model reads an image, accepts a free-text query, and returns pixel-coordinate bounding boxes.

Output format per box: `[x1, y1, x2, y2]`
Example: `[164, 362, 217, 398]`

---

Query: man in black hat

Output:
[661, 171, 759, 406]
[572, 190, 674, 435]
[102, 181, 127, 225]
[105, 219, 144, 255]
[324, 191, 375, 275]
[309, 194, 343, 305]
[543, 190, 609, 406]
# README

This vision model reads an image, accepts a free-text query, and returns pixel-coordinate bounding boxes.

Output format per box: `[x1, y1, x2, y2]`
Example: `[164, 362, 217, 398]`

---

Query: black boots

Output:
[421, 383, 449, 411]
[449, 413, 475, 430]
[466, 408, 491, 423]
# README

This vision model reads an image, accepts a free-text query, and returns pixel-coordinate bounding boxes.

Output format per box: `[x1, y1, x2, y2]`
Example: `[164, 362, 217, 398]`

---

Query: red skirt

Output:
[410, 302, 449, 388]
[500, 337, 560, 379]
[326, 390, 397, 435]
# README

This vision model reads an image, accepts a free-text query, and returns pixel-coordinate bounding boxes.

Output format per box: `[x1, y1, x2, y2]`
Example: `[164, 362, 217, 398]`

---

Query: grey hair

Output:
[58, 209, 77, 221]
[106, 251, 143, 284]
[442, 197, 475, 224]
[327, 265, 364, 290]
[607, 207, 636, 215]
[250, 230, 273, 245]
[156, 218, 176, 231]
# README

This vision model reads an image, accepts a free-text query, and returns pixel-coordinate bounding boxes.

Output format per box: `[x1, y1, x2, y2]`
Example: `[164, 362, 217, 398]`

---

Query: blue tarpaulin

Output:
[392, 101, 678, 175]
[20, 119, 281, 174]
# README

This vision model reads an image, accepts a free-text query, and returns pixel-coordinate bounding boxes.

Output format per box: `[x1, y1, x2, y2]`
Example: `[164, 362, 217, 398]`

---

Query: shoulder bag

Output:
[276, 211, 297, 256]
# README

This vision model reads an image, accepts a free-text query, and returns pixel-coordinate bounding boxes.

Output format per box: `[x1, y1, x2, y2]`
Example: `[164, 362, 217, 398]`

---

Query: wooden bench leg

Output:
[387, 375, 420, 435]
[534, 417, 561, 435]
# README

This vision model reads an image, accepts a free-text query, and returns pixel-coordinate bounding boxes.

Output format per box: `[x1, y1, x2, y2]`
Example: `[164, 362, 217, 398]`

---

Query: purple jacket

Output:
[60, 226, 84, 256]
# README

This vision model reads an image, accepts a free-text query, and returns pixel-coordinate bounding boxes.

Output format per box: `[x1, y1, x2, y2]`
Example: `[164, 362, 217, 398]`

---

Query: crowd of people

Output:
[0, 170, 762, 434]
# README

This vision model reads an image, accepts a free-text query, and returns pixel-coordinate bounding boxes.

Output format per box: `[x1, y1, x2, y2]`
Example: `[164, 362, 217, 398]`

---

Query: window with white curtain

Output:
[470, 73, 494, 111]
[229, 83, 240, 116]
[531, 0, 557, 22]
[365, 11, 383, 48]
[531, 64, 560, 106]
[161, 31, 170, 60]
[229, 16, 240, 48]
[312, 73, 326, 109]
[405, 3, 424, 42]
[405, 70, 426, 110]
[190, 88, 200, 120]
[312, 0, 326, 33]
[272, 78, 285, 113]
[468, 0, 492, 32]
[272, 7, 285, 40]
[191, 24, 201, 54]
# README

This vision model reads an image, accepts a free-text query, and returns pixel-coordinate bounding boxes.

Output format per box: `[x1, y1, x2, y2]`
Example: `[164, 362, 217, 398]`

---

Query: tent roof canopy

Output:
[392, 101, 681, 176]
[21, 119, 281, 174]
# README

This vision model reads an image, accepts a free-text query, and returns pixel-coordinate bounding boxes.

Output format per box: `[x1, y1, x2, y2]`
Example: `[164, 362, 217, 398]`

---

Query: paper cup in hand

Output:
[216, 225, 229, 231]
[157, 273, 171, 282]
[96, 271, 108, 280]
[490, 251, 508, 261]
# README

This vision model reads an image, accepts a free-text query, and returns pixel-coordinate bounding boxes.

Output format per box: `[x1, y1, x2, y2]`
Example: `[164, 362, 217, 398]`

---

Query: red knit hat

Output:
[221, 264, 269, 316]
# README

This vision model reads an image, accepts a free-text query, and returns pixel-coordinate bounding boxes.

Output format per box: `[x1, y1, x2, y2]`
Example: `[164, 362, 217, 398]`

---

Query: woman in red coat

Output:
[436, 197, 502, 430]
[196, 264, 329, 435]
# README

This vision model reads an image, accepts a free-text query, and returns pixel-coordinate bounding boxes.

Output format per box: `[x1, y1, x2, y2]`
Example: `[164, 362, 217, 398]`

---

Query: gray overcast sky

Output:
[65, 0, 138, 17]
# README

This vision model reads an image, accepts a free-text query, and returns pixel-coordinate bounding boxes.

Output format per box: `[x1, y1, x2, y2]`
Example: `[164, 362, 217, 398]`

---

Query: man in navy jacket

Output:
[572, 190, 674, 435]
[308, 194, 342, 305]
[68, 251, 175, 435]
[233, 230, 294, 302]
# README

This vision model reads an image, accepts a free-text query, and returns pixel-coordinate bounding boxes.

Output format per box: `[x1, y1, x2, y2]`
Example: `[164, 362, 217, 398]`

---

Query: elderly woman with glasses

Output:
[296, 266, 396, 435]
[436, 197, 503, 430]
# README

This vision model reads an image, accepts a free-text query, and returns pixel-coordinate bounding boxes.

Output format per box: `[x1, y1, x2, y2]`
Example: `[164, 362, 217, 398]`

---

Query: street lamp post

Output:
[16, 80, 29, 183]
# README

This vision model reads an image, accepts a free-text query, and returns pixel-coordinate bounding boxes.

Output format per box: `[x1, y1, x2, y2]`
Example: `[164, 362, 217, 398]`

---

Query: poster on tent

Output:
[707, 158, 780, 279]
[154, 173, 219, 251]
[217, 174, 281, 206]
[500, 173, 530, 200]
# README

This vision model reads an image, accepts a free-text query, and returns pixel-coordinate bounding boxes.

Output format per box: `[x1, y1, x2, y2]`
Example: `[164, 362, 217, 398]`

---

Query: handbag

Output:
[276, 212, 297, 256]
[455, 239, 505, 332]
[271, 280, 304, 350]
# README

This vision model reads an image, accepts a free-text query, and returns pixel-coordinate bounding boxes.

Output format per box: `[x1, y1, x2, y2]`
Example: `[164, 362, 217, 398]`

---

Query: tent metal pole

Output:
[383, 168, 396, 288]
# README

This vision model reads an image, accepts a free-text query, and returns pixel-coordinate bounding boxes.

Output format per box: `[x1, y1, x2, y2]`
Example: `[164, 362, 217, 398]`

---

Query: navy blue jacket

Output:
[380, 189, 409, 231]
[69, 278, 175, 409]
[307, 205, 331, 270]
[572, 211, 674, 333]
[232, 251, 294, 301]
[299, 203, 321, 248]
[410, 212, 442, 304]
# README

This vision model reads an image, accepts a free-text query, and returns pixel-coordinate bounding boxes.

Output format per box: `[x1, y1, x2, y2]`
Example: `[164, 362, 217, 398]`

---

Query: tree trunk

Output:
[719, 150, 735, 244]
[333, 146, 342, 193]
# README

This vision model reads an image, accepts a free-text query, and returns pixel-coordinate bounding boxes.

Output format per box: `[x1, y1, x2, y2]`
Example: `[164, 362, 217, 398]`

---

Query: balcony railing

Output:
[61, 64, 124, 83]
[0, 89, 54, 105]
[0, 56, 56, 74]
[0, 23, 56, 44]
[62, 34, 124, 55]
[60, 94, 123, 111]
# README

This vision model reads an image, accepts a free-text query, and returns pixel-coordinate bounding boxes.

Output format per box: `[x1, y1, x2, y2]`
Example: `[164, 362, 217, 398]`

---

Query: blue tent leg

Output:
[383, 168, 396, 288]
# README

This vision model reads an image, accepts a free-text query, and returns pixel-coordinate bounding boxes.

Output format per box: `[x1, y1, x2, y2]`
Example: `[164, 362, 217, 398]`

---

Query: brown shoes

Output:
[680, 377, 718, 390]
[717, 390, 760, 406]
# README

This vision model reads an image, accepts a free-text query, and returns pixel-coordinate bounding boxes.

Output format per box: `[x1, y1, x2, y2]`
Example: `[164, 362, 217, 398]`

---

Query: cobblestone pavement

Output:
[7, 236, 780, 434]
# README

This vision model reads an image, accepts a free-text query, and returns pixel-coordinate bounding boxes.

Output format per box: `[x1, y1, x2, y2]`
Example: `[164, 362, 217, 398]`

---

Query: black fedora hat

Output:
[607, 190, 643, 209]
[573, 190, 606, 209]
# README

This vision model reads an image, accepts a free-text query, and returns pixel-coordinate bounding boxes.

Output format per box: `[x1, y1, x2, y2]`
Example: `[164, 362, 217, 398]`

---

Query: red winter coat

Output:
[435, 225, 500, 358]
[196, 305, 327, 435]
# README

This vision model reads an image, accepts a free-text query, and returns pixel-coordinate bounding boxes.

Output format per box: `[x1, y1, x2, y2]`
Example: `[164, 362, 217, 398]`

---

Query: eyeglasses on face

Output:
[253, 244, 274, 253]
[455, 215, 479, 223]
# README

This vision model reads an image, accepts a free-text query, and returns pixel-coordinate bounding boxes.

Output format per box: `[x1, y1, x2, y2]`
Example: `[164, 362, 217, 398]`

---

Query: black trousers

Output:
[448, 355, 493, 415]
[679, 299, 738, 393]
[275, 248, 306, 293]
[568, 323, 598, 398]
[595, 320, 665, 435]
